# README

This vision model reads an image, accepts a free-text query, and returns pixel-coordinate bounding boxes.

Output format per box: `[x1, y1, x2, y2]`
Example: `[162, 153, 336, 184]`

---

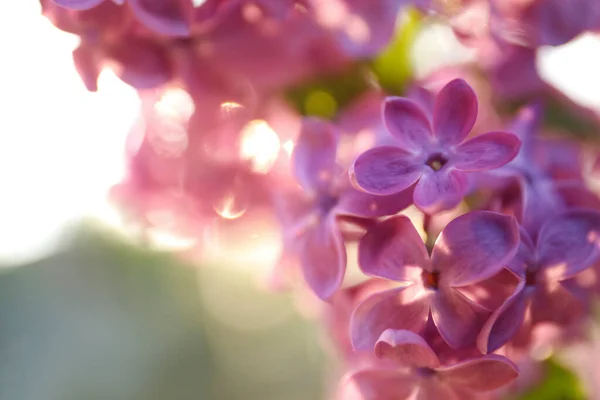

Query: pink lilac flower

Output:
[351, 211, 519, 350]
[345, 329, 519, 400]
[275, 118, 412, 300]
[478, 210, 600, 353]
[350, 79, 521, 214]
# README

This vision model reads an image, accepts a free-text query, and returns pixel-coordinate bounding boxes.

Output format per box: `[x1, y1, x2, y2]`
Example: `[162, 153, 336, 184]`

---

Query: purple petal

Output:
[350, 284, 431, 351]
[358, 215, 429, 282]
[375, 329, 441, 368]
[297, 216, 346, 300]
[433, 211, 520, 287]
[437, 355, 519, 392]
[415, 383, 460, 400]
[350, 146, 423, 196]
[128, 0, 192, 37]
[292, 118, 340, 193]
[433, 79, 478, 145]
[346, 369, 415, 400]
[431, 287, 491, 349]
[106, 39, 172, 90]
[53, 0, 105, 10]
[382, 97, 433, 153]
[413, 169, 468, 215]
[336, 185, 414, 218]
[506, 228, 536, 277]
[454, 132, 521, 171]
[477, 282, 531, 354]
[537, 210, 600, 280]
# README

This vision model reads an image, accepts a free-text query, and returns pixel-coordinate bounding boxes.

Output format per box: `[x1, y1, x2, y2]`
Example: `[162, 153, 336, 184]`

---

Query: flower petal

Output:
[530, 280, 585, 325]
[337, 185, 414, 218]
[106, 39, 173, 90]
[433, 211, 520, 287]
[375, 329, 441, 368]
[351, 284, 431, 351]
[477, 282, 531, 353]
[537, 210, 600, 280]
[431, 287, 491, 349]
[346, 369, 415, 400]
[454, 132, 521, 171]
[297, 216, 346, 300]
[383, 97, 433, 153]
[437, 355, 519, 392]
[53, 0, 105, 10]
[358, 215, 429, 282]
[128, 0, 192, 37]
[350, 146, 423, 196]
[413, 169, 468, 214]
[292, 118, 340, 193]
[433, 79, 478, 145]
[506, 227, 536, 277]
[72, 43, 100, 92]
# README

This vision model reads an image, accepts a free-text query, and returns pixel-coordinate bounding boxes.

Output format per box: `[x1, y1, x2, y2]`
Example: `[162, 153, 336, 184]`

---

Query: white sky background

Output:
[0, 2, 598, 265]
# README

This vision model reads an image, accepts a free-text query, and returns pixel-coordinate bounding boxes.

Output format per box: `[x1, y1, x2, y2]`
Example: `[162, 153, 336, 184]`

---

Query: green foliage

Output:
[512, 359, 586, 400]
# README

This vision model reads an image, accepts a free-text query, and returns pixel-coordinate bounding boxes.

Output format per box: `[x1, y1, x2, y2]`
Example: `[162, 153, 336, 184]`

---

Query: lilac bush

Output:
[42, 0, 600, 398]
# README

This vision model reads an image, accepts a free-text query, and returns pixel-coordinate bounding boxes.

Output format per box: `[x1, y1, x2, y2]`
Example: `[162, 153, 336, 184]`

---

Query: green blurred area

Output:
[0, 226, 328, 400]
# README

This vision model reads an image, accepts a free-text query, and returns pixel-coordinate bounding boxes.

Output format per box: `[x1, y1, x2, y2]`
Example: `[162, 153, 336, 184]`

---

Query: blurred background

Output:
[0, 1, 600, 399]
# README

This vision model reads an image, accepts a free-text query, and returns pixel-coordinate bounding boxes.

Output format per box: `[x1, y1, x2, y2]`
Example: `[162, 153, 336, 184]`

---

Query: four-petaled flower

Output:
[479, 210, 600, 353]
[351, 211, 519, 350]
[277, 118, 412, 300]
[350, 78, 522, 214]
[346, 329, 519, 400]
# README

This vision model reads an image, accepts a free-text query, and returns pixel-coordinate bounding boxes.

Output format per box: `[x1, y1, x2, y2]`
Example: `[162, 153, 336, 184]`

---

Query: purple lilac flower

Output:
[350, 79, 521, 214]
[350, 211, 519, 350]
[346, 329, 519, 400]
[478, 210, 600, 353]
[276, 118, 412, 300]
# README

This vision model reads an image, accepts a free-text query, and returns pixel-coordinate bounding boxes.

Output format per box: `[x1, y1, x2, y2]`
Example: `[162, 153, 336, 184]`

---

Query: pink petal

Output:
[351, 284, 431, 351]
[72, 43, 99, 92]
[431, 287, 491, 349]
[414, 382, 460, 400]
[477, 282, 531, 354]
[433, 211, 520, 287]
[530, 280, 585, 325]
[537, 210, 600, 280]
[358, 215, 429, 282]
[336, 185, 414, 218]
[292, 118, 340, 193]
[375, 329, 441, 368]
[128, 0, 192, 37]
[346, 369, 415, 400]
[297, 216, 346, 300]
[350, 146, 423, 196]
[433, 79, 478, 145]
[383, 97, 433, 153]
[454, 132, 521, 171]
[437, 355, 519, 392]
[53, 0, 105, 10]
[413, 169, 468, 214]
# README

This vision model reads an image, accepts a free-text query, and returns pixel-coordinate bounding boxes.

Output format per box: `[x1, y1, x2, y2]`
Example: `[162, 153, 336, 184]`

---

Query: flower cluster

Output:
[43, 0, 600, 399]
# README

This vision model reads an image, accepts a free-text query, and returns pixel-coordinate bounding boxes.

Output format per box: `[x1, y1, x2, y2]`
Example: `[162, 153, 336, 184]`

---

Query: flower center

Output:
[416, 367, 437, 378]
[421, 270, 440, 290]
[425, 153, 448, 171]
[317, 193, 338, 215]
[525, 269, 536, 286]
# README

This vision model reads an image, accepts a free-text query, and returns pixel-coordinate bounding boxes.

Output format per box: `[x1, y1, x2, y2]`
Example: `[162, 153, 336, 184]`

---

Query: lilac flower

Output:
[350, 79, 521, 214]
[478, 210, 600, 353]
[346, 329, 519, 400]
[52, 0, 107, 10]
[277, 118, 412, 300]
[350, 211, 519, 350]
